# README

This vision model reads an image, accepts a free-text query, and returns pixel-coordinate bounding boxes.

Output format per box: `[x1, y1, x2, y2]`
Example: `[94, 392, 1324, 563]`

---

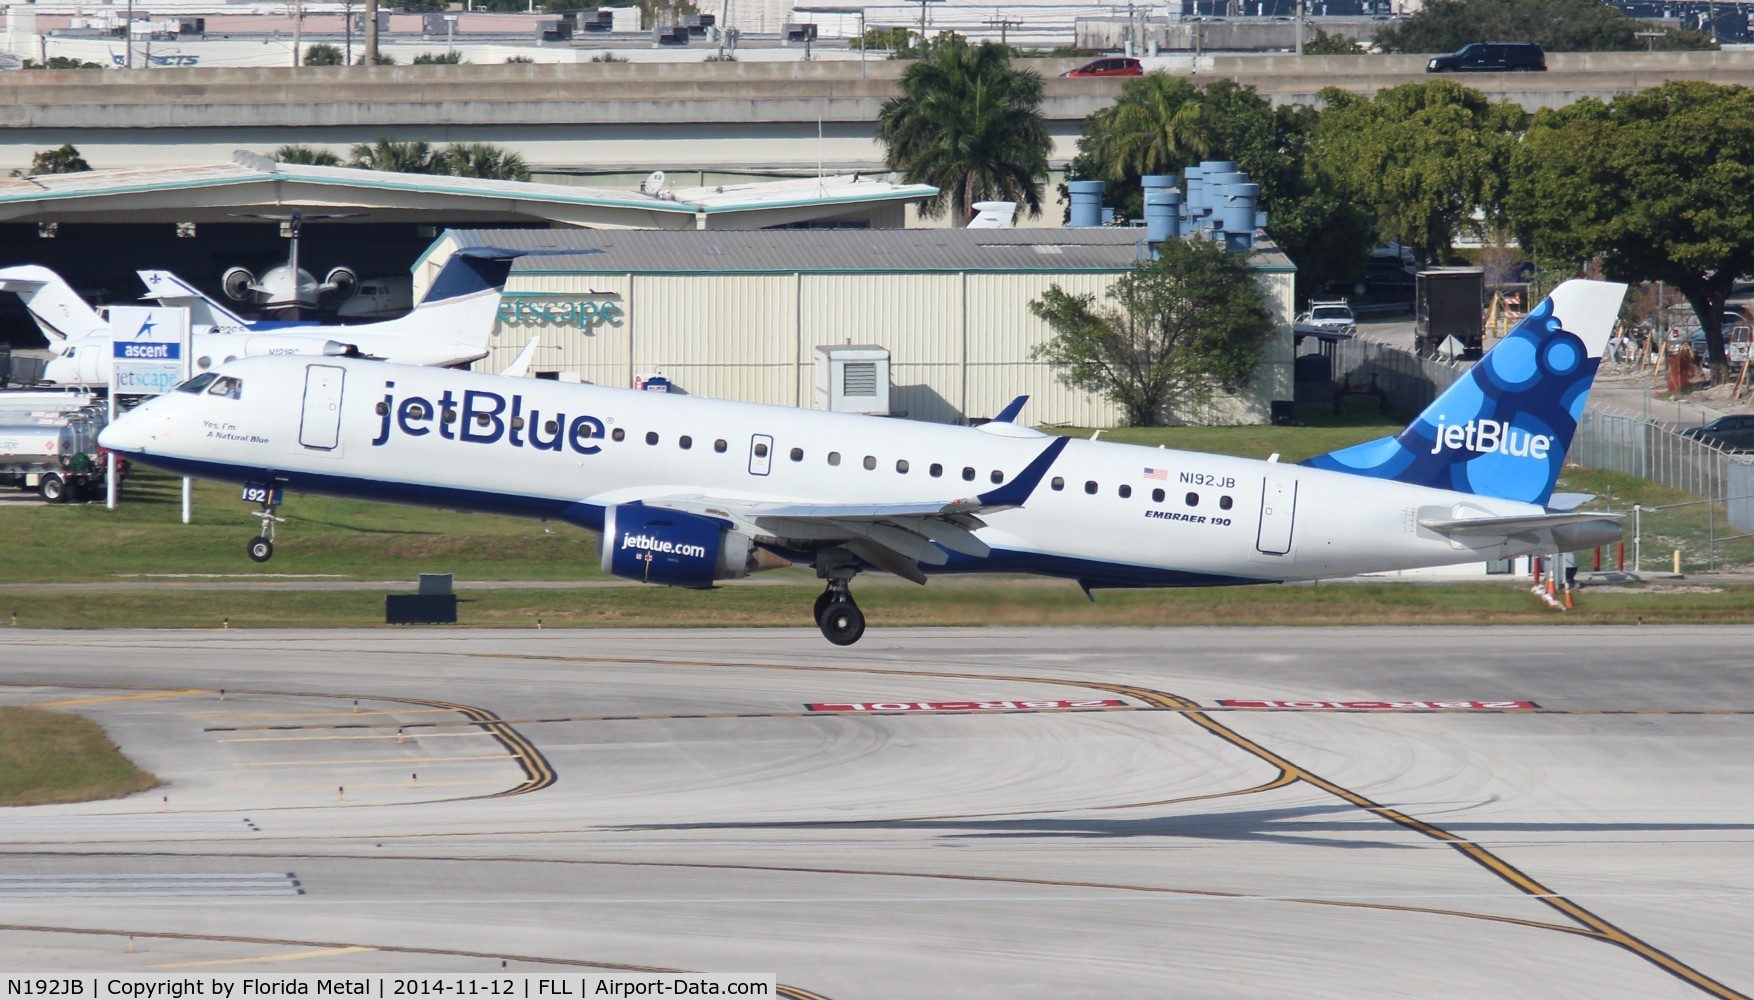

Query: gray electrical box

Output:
[814, 345, 891, 415]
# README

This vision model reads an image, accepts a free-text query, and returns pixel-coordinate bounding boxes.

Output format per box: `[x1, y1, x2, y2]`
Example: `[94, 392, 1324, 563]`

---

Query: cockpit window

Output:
[176, 372, 220, 394]
[208, 376, 243, 400]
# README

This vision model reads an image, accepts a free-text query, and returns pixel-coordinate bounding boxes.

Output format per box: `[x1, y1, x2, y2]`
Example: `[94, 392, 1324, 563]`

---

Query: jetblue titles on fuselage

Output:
[370, 381, 605, 455]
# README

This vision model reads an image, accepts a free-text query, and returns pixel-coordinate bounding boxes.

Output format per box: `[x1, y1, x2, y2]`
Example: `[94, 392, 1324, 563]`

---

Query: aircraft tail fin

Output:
[0, 265, 107, 346]
[1302, 278, 1627, 506]
[136, 269, 257, 332]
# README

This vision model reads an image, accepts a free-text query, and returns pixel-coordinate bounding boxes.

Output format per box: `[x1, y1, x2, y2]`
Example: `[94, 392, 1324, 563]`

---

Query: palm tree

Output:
[441, 142, 531, 182]
[272, 144, 341, 166]
[876, 38, 1051, 224]
[347, 139, 442, 174]
[1081, 73, 1213, 186]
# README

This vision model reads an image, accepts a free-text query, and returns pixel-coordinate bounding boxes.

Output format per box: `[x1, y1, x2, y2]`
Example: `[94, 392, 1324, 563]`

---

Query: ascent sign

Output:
[109, 306, 191, 396]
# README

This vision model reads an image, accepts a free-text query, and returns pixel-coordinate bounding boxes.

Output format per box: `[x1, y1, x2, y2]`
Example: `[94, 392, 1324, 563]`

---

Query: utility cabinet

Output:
[814, 345, 890, 416]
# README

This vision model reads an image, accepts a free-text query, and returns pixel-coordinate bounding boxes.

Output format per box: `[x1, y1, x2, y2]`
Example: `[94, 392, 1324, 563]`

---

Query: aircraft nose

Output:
[98, 407, 151, 454]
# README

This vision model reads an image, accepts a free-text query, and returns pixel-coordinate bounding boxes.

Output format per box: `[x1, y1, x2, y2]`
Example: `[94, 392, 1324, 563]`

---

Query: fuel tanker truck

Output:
[0, 391, 118, 502]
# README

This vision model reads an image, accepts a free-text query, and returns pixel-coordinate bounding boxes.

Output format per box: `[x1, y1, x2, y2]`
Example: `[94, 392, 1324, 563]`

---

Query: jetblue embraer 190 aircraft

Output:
[99, 279, 1627, 645]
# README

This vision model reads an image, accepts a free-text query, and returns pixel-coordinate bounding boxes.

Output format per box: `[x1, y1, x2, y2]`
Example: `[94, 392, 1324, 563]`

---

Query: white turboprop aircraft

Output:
[99, 280, 1628, 646]
[0, 255, 514, 387]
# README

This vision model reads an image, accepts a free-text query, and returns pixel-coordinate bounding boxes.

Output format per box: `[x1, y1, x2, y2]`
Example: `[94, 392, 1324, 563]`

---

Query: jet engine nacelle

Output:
[221, 267, 256, 302]
[324, 266, 359, 300]
[600, 504, 755, 589]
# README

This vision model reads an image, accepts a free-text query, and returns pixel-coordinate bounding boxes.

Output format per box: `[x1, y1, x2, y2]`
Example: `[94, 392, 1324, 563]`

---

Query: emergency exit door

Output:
[298, 364, 345, 450]
[748, 434, 774, 476]
[1256, 474, 1298, 555]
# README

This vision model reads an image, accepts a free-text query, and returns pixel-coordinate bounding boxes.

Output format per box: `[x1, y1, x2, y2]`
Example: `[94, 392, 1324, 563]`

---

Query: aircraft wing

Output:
[639, 436, 1071, 583]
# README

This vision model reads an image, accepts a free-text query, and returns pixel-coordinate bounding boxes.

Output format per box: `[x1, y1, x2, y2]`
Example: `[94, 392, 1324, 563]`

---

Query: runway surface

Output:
[1, 626, 1751, 998]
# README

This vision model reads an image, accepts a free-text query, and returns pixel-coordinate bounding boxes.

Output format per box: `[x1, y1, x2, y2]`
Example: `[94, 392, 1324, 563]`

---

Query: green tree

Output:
[1030, 238, 1274, 426]
[505, 54, 536, 63]
[855, 27, 916, 52]
[1508, 81, 1754, 376]
[356, 52, 396, 65]
[347, 138, 442, 174]
[303, 43, 344, 65]
[1302, 29, 1361, 54]
[272, 144, 342, 166]
[23, 56, 105, 69]
[441, 142, 530, 181]
[413, 51, 463, 64]
[29, 144, 92, 174]
[1374, 0, 1714, 53]
[1312, 80, 1525, 261]
[876, 38, 1051, 223]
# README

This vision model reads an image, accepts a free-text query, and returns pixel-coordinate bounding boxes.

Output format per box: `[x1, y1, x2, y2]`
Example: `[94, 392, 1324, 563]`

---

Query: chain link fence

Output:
[1325, 337, 1466, 415]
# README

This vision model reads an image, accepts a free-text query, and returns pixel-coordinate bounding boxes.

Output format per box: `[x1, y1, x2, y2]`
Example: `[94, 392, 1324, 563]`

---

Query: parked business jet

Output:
[221, 210, 363, 317]
[2, 255, 514, 387]
[99, 280, 1627, 645]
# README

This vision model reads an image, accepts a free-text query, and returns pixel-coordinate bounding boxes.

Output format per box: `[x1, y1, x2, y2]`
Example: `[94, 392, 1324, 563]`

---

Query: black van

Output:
[1426, 42, 1546, 72]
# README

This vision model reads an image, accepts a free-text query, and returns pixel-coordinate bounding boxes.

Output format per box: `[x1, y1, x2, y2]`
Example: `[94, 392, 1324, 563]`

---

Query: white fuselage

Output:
[104, 356, 1560, 586]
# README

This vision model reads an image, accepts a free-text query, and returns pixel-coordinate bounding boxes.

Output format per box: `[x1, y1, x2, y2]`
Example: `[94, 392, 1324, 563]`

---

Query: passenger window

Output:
[376, 402, 389, 415]
[990, 470, 1004, 484]
[1051, 476, 1065, 491]
[1220, 495, 1233, 510]
[1118, 484, 1131, 498]
[208, 376, 242, 399]
[863, 455, 876, 470]
[679, 435, 692, 450]
[511, 417, 526, 431]
[828, 451, 841, 466]
[1186, 492, 1199, 506]
[790, 447, 804, 462]
[475, 413, 492, 427]
[929, 463, 943, 478]
[1152, 488, 1165, 503]
[441, 408, 457, 424]
[714, 438, 727, 453]
[962, 467, 975, 481]
[896, 459, 909, 474]
[754, 442, 769, 458]
[612, 428, 626, 442]
[1084, 481, 1097, 495]
[645, 431, 659, 446]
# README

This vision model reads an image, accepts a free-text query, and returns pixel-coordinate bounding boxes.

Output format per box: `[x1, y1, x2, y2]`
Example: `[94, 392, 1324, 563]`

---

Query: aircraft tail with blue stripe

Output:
[1302, 279, 1627, 506]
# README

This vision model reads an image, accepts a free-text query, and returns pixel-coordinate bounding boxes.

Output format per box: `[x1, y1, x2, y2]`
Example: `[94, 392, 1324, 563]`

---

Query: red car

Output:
[1061, 57, 1143, 78]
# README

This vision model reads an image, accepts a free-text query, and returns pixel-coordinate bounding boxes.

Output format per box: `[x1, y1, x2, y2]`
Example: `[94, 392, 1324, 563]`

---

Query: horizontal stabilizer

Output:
[1419, 512, 1621, 535]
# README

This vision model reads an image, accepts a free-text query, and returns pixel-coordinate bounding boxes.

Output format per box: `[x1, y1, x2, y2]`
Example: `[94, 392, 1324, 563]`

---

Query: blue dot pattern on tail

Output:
[1302, 291, 1601, 506]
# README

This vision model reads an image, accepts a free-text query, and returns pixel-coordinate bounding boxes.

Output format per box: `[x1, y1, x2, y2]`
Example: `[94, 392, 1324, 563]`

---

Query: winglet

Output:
[993, 395, 1029, 424]
[975, 435, 1070, 510]
[503, 336, 540, 378]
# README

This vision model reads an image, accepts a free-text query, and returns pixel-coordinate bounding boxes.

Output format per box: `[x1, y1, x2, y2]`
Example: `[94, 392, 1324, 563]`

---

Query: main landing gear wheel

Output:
[818, 598, 865, 646]
[247, 536, 274, 563]
[813, 588, 836, 625]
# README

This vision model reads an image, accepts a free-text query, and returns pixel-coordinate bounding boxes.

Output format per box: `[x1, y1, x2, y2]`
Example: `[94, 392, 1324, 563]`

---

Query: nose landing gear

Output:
[242, 482, 286, 563]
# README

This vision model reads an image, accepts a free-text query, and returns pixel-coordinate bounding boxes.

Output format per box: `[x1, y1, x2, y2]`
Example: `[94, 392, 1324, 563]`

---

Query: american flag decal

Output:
[1143, 467, 1168, 480]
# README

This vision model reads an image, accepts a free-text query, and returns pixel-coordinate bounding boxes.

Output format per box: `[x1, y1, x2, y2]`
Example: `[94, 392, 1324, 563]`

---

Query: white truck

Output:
[1294, 299, 1358, 338]
[0, 391, 117, 502]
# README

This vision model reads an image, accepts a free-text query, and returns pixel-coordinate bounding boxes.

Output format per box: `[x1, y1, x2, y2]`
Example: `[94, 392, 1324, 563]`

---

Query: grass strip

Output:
[0, 707, 161, 806]
[4, 580, 1753, 630]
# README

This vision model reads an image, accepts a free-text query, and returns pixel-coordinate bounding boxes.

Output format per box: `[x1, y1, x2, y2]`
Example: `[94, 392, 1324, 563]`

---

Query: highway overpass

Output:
[6, 51, 1754, 176]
